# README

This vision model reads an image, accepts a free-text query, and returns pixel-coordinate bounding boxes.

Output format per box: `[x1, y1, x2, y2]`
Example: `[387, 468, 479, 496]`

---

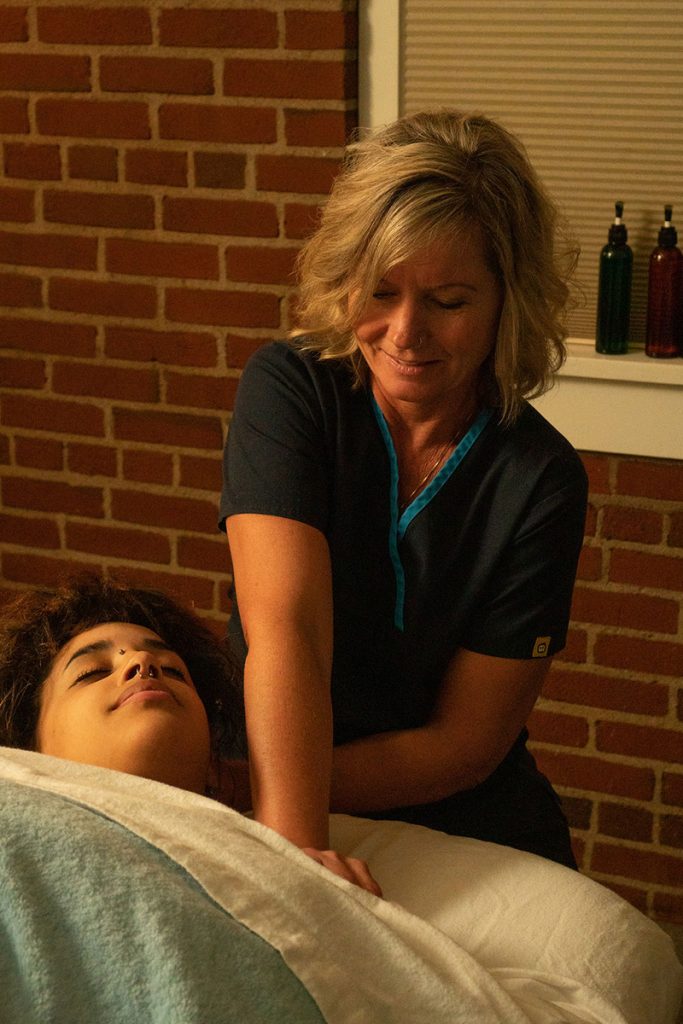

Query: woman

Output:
[221, 111, 588, 878]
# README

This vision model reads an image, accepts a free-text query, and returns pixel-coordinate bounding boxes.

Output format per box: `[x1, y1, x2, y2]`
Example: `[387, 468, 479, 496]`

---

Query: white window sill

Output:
[531, 342, 683, 459]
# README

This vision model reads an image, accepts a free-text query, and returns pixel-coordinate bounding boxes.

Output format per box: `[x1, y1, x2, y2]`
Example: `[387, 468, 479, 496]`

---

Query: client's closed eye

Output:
[70, 666, 110, 686]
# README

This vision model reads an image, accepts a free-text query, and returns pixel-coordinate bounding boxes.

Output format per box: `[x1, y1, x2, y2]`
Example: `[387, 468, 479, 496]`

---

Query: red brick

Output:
[284, 201, 321, 240]
[544, 666, 669, 716]
[4, 143, 61, 181]
[285, 10, 358, 49]
[179, 453, 222, 492]
[256, 153, 340, 194]
[561, 795, 593, 830]
[159, 9, 277, 49]
[663, 773, 683, 808]
[159, 103, 276, 144]
[532, 749, 655, 800]
[68, 145, 118, 182]
[0, 271, 41, 308]
[609, 548, 683, 591]
[554, 626, 588, 663]
[571, 586, 678, 633]
[66, 522, 170, 564]
[225, 333, 267, 369]
[122, 449, 173, 485]
[223, 58, 356, 101]
[67, 442, 117, 477]
[669, 511, 683, 549]
[2, 476, 103, 517]
[583, 502, 598, 538]
[0, 512, 60, 550]
[165, 370, 238, 411]
[1, 393, 103, 436]
[44, 189, 154, 230]
[37, 99, 150, 140]
[194, 152, 246, 190]
[0, 6, 28, 42]
[125, 149, 187, 187]
[113, 407, 222, 451]
[580, 452, 611, 493]
[0, 97, 29, 134]
[2, 551, 103, 587]
[0, 355, 46, 389]
[106, 238, 218, 281]
[107, 564, 215, 610]
[100, 56, 214, 95]
[527, 707, 588, 747]
[601, 504, 663, 544]
[596, 721, 683, 765]
[0, 53, 90, 91]
[110, 487, 217, 534]
[617, 458, 683, 502]
[575, 543, 602, 581]
[225, 244, 299, 285]
[591, 841, 682, 886]
[104, 326, 217, 368]
[178, 534, 229, 572]
[53, 360, 159, 402]
[653, 892, 683, 924]
[0, 186, 33, 223]
[285, 108, 355, 147]
[0, 317, 96, 356]
[594, 633, 683, 677]
[15, 436, 63, 471]
[0, 230, 96, 270]
[165, 286, 280, 329]
[598, 802, 653, 842]
[49, 277, 156, 319]
[661, 813, 683, 849]
[38, 6, 152, 45]
[163, 196, 278, 237]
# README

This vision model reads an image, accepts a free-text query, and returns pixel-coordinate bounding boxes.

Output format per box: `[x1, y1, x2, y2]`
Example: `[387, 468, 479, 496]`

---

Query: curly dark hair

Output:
[0, 573, 243, 757]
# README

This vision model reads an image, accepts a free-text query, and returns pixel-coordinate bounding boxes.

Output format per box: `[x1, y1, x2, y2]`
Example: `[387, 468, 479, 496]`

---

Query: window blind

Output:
[401, 1, 683, 345]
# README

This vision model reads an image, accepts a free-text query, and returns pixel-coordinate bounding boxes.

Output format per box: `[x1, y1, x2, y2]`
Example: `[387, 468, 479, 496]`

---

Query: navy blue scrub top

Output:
[219, 341, 588, 861]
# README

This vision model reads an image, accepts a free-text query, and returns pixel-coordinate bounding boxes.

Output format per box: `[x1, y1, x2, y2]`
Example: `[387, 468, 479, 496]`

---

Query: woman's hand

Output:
[302, 847, 383, 897]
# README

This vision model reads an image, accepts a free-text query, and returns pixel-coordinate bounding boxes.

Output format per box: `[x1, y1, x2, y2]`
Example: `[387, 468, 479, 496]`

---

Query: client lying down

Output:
[0, 574, 681, 1024]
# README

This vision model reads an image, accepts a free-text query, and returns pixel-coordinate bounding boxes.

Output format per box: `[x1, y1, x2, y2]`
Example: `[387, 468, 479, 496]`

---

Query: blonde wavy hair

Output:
[291, 110, 577, 423]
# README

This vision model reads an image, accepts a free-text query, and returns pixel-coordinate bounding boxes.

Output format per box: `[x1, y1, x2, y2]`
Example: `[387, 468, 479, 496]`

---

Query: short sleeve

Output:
[462, 453, 588, 660]
[219, 343, 331, 533]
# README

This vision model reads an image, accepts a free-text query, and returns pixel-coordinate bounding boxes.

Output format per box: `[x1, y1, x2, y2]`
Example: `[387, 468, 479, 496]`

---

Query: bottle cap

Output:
[658, 204, 678, 247]
[608, 201, 627, 244]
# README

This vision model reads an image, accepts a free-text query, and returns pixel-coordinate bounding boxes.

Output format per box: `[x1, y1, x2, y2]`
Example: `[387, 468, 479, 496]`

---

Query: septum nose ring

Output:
[136, 664, 157, 679]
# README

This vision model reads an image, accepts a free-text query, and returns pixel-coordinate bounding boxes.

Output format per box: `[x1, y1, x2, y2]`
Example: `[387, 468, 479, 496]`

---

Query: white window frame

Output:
[359, 1, 683, 459]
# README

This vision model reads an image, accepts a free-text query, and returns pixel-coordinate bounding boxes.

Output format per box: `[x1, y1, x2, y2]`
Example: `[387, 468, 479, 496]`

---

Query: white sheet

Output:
[2, 748, 681, 1024]
[330, 814, 683, 1024]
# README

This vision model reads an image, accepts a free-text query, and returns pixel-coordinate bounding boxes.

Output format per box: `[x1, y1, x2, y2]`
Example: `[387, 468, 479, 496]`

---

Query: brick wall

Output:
[529, 454, 683, 924]
[1, 2, 681, 925]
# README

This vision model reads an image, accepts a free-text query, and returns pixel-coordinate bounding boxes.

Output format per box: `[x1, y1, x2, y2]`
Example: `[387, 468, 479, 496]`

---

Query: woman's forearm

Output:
[245, 636, 333, 849]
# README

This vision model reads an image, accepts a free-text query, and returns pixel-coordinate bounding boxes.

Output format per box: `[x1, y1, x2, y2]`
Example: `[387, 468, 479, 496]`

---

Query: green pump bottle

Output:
[595, 201, 632, 354]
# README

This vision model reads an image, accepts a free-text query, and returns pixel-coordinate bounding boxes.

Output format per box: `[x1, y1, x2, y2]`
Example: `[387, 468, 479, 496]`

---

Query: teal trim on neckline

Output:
[371, 400, 406, 630]
[371, 401, 493, 631]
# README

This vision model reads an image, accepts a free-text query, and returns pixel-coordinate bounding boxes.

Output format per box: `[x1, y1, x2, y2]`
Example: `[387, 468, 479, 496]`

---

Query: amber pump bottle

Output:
[596, 201, 632, 354]
[646, 205, 683, 358]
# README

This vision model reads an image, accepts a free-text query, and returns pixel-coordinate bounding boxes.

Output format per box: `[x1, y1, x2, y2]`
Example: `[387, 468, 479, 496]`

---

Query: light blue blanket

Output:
[1, 780, 324, 1024]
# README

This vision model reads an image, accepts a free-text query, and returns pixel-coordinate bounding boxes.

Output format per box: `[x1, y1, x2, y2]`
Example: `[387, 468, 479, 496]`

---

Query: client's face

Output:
[36, 622, 211, 794]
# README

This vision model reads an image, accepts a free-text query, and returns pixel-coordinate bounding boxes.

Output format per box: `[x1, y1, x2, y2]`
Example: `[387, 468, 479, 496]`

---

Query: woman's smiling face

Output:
[353, 227, 503, 421]
[36, 622, 211, 793]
